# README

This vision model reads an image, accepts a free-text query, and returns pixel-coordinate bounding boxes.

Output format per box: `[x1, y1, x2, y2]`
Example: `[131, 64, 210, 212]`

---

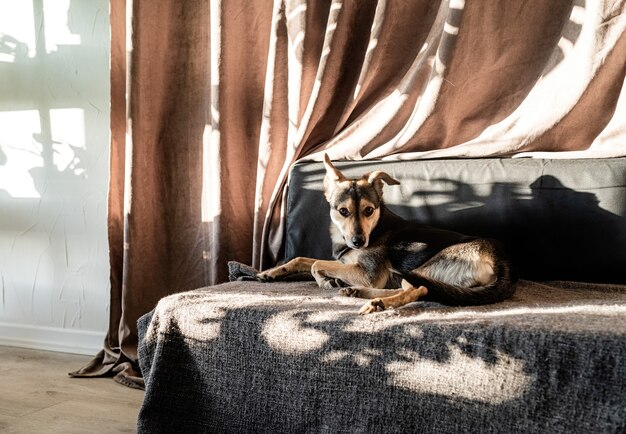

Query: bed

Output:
[137, 157, 626, 433]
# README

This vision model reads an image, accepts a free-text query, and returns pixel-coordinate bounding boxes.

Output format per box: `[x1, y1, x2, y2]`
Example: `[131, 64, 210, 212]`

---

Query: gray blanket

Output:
[137, 277, 626, 433]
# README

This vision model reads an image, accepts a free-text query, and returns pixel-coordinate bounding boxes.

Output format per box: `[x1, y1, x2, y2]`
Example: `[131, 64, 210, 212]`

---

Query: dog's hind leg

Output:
[358, 283, 428, 315]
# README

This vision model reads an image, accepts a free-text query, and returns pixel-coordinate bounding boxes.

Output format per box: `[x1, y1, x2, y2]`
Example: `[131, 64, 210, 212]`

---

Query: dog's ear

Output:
[367, 170, 400, 197]
[323, 154, 346, 182]
[323, 154, 347, 200]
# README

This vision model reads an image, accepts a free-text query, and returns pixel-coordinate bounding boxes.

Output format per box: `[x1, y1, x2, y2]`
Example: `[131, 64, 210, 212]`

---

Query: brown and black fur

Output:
[258, 154, 517, 314]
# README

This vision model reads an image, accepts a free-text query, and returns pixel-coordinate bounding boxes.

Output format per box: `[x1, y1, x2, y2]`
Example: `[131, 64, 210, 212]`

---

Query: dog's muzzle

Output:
[350, 235, 366, 248]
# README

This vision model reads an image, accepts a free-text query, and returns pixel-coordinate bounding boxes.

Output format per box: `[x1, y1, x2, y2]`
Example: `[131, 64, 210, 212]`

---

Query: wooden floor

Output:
[0, 346, 144, 433]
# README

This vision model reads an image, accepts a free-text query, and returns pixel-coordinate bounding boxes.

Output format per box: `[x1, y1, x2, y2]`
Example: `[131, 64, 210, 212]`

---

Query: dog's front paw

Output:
[339, 287, 360, 297]
[256, 272, 273, 282]
[359, 298, 385, 315]
[256, 273, 271, 282]
[257, 267, 285, 282]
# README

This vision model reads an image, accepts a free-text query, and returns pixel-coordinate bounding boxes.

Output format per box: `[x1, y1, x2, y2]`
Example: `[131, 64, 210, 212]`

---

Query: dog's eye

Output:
[338, 208, 350, 217]
[363, 206, 374, 217]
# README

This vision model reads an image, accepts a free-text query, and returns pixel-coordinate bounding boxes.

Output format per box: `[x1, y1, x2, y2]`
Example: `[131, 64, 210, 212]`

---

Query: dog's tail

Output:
[393, 260, 518, 306]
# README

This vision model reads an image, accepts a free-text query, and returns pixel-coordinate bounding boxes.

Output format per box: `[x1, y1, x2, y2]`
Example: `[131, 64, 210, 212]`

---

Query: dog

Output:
[257, 154, 517, 314]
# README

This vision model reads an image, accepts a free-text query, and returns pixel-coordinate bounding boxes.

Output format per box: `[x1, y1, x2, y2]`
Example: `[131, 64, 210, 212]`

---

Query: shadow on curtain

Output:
[70, 0, 626, 388]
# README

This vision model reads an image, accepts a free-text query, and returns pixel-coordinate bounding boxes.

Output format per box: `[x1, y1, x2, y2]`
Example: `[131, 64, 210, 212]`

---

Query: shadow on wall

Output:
[0, 0, 109, 328]
[286, 164, 626, 284]
[0, 0, 107, 202]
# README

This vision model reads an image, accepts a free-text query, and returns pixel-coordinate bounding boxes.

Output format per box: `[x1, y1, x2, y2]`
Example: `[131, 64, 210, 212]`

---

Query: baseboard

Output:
[0, 322, 105, 356]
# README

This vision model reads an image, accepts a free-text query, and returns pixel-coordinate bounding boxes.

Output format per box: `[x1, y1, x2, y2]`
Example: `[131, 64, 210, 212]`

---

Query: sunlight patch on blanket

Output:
[262, 310, 330, 354]
[386, 344, 533, 404]
[146, 293, 229, 343]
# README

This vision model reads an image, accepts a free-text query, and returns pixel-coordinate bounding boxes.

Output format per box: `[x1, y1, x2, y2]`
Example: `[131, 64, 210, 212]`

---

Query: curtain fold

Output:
[72, 0, 626, 387]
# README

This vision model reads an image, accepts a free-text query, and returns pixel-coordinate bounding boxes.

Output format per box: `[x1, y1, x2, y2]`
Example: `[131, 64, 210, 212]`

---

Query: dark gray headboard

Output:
[286, 157, 626, 284]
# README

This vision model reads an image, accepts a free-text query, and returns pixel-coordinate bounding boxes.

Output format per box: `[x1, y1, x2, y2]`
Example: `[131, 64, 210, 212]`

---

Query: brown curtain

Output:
[71, 0, 626, 388]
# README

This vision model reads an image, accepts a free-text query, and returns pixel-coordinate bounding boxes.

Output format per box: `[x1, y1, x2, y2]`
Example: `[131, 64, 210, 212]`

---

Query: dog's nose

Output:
[351, 236, 365, 247]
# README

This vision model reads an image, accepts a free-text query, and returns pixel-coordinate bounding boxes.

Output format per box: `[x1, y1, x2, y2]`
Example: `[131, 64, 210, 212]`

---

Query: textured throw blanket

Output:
[138, 275, 626, 433]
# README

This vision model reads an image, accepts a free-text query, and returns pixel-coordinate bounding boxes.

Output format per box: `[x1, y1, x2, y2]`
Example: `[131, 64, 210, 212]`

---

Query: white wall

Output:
[0, 0, 110, 355]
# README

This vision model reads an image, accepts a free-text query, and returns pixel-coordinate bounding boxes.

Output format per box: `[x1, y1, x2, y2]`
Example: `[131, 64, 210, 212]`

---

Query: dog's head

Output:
[323, 154, 400, 249]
